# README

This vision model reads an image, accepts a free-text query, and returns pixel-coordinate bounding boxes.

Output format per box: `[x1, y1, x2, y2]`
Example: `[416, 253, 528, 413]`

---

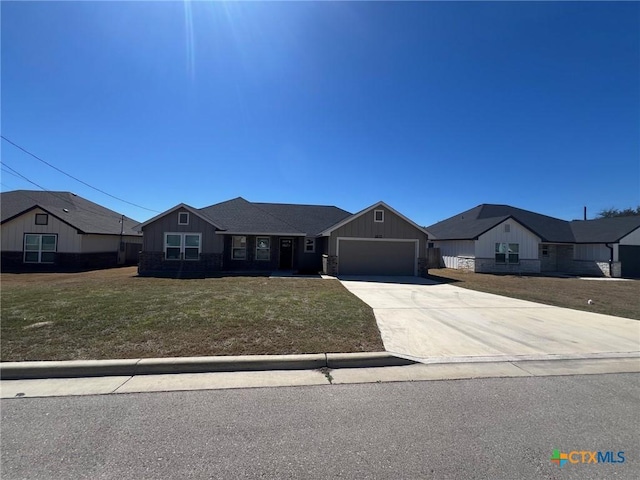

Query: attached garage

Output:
[619, 245, 640, 278]
[319, 201, 432, 277]
[338, 238, 417, 276]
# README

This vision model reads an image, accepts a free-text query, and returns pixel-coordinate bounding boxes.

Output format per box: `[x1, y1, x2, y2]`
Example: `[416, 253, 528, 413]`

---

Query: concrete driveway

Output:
[339, 276, 640, 363]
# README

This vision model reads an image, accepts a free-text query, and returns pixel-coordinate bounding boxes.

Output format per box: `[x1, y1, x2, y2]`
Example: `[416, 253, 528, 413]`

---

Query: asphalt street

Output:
[2, 373, 639, 479]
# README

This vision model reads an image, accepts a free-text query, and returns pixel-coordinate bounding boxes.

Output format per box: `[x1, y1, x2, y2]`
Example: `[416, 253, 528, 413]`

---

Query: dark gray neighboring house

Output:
[1, 190, 143, 271]
[427, 204, 640, 278]
[137, 197, 432, 277]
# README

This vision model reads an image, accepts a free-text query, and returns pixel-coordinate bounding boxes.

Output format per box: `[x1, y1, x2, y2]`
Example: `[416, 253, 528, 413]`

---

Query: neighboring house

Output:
[1, 190, 143, 271]
[427, 204, 640, 278]
[138, 197, 431, 277]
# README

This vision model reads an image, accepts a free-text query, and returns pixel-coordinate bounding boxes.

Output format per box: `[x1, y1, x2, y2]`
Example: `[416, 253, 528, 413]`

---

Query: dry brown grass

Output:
[1, 267, 383, 361]
[428, 268, 640, 320]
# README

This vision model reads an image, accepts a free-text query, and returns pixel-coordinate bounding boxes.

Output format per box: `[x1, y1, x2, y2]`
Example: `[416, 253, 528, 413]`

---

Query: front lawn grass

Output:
[429, 268, 640, 320]
[1, 267, 383, 361]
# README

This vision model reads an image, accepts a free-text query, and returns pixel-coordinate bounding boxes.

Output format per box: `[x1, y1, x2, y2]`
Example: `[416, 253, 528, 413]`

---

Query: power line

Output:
[1, 135, 160, 213]
[1, 162, 49, 191]
[0, 161, 139, 229]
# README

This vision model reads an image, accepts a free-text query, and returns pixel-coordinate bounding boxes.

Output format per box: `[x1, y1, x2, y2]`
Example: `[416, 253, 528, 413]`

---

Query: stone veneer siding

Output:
[450, 253, 621, 278]
[138, 252, 223, 277]
[565, 260, 621, 278]
[323, 255, 338, 276]
[457, 256, 476, 271]
[417, 257, 428, 277]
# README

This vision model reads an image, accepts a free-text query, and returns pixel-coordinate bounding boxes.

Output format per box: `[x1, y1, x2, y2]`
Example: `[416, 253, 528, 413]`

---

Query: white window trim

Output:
[178, 212, 190, 225]
[304, 238, 316, 254]
[255, 237, 271, 261]
[164, 232, 201, 261]
[24, 234, 57, 264]
[495, 242, 520, 264]
[374, 209, 384, 223]
[232, 235, 247, 261]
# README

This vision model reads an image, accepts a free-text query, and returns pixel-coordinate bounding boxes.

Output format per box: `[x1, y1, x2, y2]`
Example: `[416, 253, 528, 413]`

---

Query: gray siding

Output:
[329, 206, 427, 256]
[142, 208, 223, 254]
[296, 237, 324, 273]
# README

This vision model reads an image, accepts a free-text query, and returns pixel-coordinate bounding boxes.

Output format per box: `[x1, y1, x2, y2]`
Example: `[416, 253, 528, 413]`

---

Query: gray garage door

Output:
[338, 240, 416, 276]
[620, 245, 640, 278]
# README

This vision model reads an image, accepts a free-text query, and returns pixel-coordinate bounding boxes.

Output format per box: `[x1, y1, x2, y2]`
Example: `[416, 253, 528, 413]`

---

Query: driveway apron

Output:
[339, 276, 640, 362]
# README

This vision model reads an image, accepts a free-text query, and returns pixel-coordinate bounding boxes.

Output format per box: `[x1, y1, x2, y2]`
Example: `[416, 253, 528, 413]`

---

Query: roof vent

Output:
[63, 208, 69, 213]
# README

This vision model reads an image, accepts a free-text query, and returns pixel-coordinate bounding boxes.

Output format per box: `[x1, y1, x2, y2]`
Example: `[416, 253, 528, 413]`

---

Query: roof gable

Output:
[319, 201, 431, 237]
[428, 204, 574, 242]
[1, 190, 141, 235]
[137, 203, 225, 230]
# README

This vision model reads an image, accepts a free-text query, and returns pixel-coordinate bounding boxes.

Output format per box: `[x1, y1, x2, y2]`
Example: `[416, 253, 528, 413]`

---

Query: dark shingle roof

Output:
[253, 202, 352, 236]
[570, 216, 640, 243]
[1, 190, 141, 235]
[427, 204, 639, 244]
[197, 197, 352, 235]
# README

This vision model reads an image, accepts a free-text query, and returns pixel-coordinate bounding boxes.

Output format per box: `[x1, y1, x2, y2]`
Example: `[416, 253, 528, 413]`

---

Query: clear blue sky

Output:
[2, 1, 638, 226]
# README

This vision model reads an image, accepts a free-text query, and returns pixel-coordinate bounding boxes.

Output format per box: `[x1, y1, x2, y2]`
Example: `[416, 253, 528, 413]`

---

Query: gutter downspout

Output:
[119, 215, 125, 265]
[605, 243, 614, 277]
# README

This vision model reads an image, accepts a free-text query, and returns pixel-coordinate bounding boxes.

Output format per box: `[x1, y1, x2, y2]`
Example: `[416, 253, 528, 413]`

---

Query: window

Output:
[164, 233, 201, 260]
[304, 238, 316, 253]
[428, 242, 435, 249]
[232, 236, 246, 260]
[504, 224, 511, 233]
[178, 212, 189, 225]
[495, 243, 519, 264]
[24, 234, 57, 263]
[184, 234, 200, 260]
[374, 209, 384, 223]
[35, 213, 48, 225]
[541, 245, 549, 257]
[256, 237, 270, 261]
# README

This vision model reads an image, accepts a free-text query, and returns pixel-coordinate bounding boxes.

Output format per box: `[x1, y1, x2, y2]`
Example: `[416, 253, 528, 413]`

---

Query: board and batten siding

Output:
[81, 234, 142, 253]
[142, 208, 223, 254]
[434, 240, 476, 268]
[574, 244, 611, 262]
[476, 219, 540, 259]
[620, 227, 640, 245]
[328, 206, 427, 257]
[1, 208, 82, 252]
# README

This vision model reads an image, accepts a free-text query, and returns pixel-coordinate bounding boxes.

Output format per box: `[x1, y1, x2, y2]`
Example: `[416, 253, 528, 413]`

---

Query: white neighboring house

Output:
[1, 190, 142, 271]
[427, 204, 640, 278]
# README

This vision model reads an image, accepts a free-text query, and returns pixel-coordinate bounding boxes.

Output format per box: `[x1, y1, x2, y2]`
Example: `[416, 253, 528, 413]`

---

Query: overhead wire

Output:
[1, 135, 160, 213]
[0, 161, 142, 230]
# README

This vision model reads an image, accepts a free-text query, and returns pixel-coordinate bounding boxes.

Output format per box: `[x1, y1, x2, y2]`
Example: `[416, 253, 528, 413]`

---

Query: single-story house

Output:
[137, 197, 431, 277]
[1, 190, 143, 271]
[427, 204, 640, 278]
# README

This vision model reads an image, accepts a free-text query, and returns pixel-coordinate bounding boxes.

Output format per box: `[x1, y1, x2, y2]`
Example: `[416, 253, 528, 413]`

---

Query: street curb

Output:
[0, 352, 414, 380]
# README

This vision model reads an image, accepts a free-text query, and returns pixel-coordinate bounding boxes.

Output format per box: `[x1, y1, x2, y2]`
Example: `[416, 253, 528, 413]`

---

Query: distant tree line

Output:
[597, 206, 640, 218]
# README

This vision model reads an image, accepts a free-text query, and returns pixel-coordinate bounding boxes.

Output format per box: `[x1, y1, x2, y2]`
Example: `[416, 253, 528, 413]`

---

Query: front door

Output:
[279, 238, 293, 270]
